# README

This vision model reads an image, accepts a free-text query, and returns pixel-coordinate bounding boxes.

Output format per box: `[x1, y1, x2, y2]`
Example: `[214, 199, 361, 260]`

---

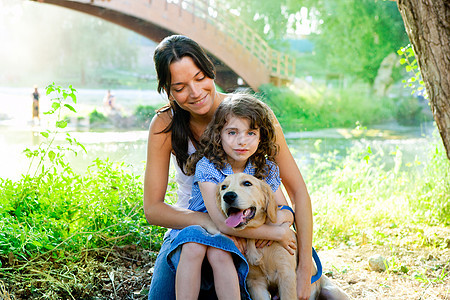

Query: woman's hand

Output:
[296, 269, 312, 300]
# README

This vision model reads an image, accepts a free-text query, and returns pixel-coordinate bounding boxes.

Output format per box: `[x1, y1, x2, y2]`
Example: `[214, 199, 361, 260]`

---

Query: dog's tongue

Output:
[225, 209, 249, 228]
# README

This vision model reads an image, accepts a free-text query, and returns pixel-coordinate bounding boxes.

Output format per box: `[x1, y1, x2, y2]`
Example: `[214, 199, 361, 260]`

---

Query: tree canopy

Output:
[226, 0, 409, 84]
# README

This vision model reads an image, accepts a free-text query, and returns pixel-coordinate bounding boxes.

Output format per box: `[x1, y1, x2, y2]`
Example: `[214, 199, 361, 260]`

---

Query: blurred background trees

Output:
[225, 0, 409, 86]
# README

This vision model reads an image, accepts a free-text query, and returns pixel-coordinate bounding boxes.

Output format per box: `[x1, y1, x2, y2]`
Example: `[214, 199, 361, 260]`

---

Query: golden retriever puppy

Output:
[217, 173, 351, 300]
[217, 173, 298, 300]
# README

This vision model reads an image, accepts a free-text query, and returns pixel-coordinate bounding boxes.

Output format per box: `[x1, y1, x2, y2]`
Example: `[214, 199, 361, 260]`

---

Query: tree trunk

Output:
[396, 0, 450, 160]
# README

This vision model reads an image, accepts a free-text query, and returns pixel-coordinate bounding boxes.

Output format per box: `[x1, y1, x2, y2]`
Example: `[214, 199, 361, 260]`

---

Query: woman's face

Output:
[168, 56, 216, 117]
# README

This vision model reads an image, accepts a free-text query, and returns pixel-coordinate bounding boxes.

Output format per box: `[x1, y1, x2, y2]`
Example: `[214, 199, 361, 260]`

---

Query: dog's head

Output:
[216, 173, 278, 229]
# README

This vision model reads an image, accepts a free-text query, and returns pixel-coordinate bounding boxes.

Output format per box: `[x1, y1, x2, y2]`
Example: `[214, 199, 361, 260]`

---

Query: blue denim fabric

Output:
[147, 234, 176, 300]
[148, 228, 321, 300]
[167, 225, 250, 300]
[147, 231, 230, 300]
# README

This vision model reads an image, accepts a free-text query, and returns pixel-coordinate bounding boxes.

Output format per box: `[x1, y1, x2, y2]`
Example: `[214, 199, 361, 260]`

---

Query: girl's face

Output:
[220, 116, 260, 170]
[168, 56, 217, 117]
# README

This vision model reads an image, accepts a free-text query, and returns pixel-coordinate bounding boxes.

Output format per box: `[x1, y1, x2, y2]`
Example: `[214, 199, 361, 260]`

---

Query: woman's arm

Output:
[272, 116, 313, 299]
[143, 112, 216, 231]
[200, 182, 296, 254]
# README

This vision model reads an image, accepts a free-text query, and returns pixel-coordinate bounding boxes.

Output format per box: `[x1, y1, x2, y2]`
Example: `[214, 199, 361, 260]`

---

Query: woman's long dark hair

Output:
[153, 35, 216, 172]
[185, 93, 279, 180]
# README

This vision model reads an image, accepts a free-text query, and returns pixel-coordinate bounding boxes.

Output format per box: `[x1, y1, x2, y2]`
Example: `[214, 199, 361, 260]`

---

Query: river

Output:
[1, 87, 437, 181]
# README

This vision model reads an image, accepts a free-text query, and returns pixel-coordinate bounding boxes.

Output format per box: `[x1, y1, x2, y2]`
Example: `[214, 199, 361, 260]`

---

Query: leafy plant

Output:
[23, 84, 85, 178]
[397, 44, 428, 98]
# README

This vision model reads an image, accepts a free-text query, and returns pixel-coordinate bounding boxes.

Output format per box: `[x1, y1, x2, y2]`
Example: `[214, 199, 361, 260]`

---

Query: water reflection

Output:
[2, 122, 437, 181]
[0, 87, 438, 181]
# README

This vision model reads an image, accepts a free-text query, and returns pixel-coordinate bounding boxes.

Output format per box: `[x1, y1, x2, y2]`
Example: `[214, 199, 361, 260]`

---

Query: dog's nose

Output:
[223, 191, 237, 204]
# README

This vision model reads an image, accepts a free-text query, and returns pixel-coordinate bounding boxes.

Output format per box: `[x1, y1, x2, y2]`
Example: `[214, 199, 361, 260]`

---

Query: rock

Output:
[373, 52, 399, 97]
[368, 254, 389, 272]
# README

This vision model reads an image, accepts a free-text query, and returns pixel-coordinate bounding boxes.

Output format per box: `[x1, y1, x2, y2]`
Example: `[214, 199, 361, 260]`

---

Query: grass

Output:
[0, 83, 448, 298]
[304, 134, 449, 250]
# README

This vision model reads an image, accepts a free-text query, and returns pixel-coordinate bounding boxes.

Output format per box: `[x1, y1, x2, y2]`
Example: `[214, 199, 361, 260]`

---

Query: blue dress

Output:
[166, 157, 281, 299]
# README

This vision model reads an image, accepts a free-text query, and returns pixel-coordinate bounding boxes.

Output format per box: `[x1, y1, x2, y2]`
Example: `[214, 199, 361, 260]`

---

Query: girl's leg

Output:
[206, 247, 241, 300]
[176, 242, 207, 300]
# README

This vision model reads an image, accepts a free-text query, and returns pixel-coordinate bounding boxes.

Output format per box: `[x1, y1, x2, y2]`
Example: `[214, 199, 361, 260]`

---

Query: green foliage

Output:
[409, 139, 450, 225]
[311, 0, 409, 84]
[260, 83, 395, 131]
[395, 97, 432, 125]
[224, 0, 303, 45]
[88, 109, 108, 125]
[397, 44, 428, 98]
[22, 83, 86, 178]
[134, 105, 158, 129]
[0, 2, 144, 88]
[0, 84, 166, 261]
[307, 135, 449, 249]
[0, 159, 167, 259]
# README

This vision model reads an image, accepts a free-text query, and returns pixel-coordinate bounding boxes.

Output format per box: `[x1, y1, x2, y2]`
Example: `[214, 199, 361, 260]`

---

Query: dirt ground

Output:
[1, 227, 449, 300]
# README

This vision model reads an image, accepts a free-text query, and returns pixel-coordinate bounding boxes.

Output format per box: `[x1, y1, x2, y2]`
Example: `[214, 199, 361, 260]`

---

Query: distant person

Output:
[32, 85, 40, 125]
[103, 90, 116, 111]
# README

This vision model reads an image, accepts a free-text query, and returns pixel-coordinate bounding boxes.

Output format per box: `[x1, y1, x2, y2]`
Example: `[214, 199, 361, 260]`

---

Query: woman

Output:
[144, 35, 313, 299]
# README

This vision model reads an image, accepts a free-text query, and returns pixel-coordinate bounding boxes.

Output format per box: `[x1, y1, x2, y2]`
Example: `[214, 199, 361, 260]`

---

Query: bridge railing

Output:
[164, 0, 295, 82]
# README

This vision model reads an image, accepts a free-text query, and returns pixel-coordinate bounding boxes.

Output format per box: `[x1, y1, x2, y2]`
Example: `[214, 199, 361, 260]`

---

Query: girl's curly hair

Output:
[186, 93, 279, 179]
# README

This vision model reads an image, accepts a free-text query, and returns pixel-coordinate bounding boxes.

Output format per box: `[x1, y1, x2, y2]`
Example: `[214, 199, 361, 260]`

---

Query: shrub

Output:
[259, 83, 396, 132]
[89, 109, 108, 125]
[134, 105, 158, 129]
[395, 96, 432, 125]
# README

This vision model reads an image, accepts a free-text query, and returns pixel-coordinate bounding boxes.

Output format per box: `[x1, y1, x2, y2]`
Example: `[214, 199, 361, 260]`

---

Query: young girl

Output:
[166, 93, 296, 299]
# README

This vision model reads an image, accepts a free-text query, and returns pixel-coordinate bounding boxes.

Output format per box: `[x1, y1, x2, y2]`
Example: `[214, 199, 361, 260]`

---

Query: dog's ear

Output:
[261, 181, 277, 223]
[216, 183, 225, 216]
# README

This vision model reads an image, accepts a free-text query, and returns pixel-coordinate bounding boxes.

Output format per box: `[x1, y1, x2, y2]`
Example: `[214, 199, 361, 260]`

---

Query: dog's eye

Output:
[242, 181, 252, 187]
[221, 185, 228, 190]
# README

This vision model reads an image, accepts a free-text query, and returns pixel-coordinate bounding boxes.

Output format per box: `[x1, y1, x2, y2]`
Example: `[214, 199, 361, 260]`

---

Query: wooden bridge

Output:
[31, 0, 295, 91]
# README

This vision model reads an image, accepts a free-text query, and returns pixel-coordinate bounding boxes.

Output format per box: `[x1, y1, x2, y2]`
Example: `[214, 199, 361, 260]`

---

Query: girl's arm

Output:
[254, 187, 293, 249]
[143, 112, 217, 232]
[200, 182, 296, 254]
[272, 114, 313, 299]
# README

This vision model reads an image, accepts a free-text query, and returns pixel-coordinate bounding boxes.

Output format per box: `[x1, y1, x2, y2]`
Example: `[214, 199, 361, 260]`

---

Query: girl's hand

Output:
[277, 223, 297, 255]
[201, 216, 220, 235]
[226, 235, 247, 254]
